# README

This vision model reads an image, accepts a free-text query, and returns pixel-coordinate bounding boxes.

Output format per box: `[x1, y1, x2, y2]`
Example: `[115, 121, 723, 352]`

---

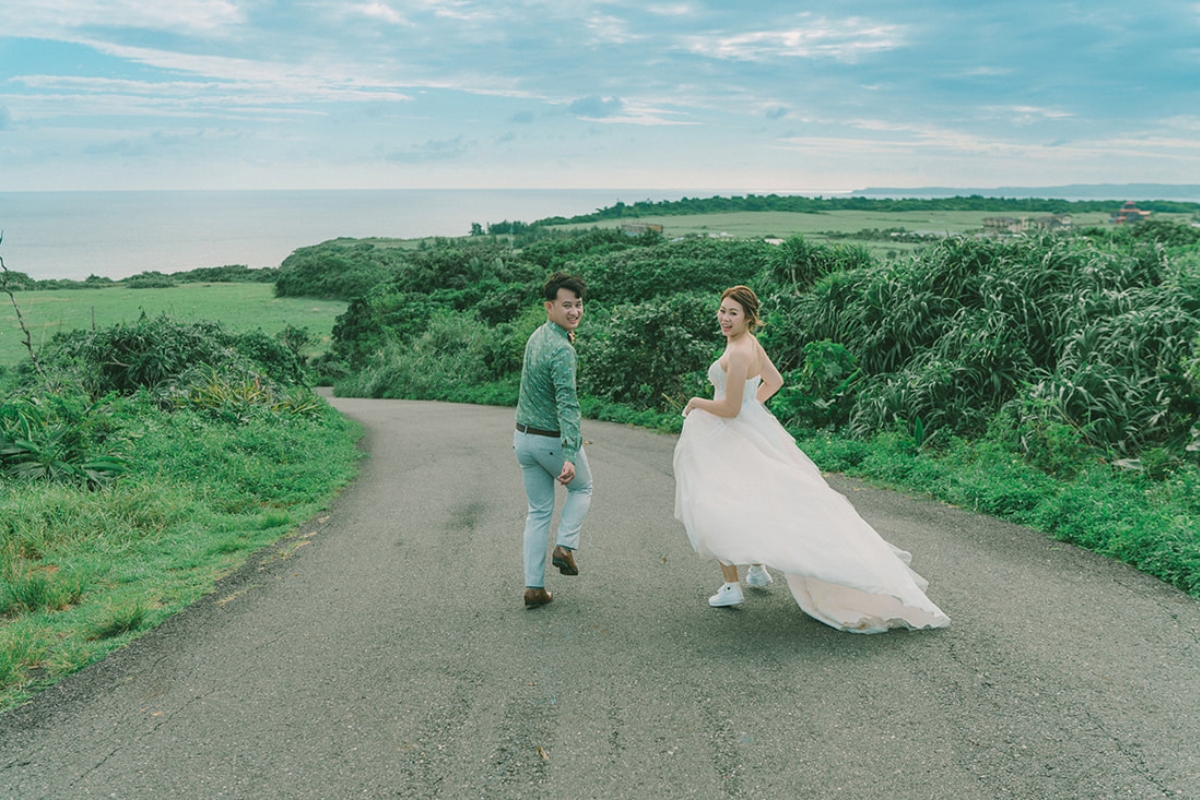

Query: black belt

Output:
[516, 422, 561, 438]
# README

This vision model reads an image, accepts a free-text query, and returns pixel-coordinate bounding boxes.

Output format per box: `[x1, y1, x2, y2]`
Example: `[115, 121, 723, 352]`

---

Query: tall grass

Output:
[0, 398, 361, 711]
[0, 312, 364, 712]
[777, 235, 1200, 461]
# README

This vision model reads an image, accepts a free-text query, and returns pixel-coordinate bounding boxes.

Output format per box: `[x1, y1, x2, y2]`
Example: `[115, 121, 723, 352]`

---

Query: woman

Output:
[674, 286, 949, 633]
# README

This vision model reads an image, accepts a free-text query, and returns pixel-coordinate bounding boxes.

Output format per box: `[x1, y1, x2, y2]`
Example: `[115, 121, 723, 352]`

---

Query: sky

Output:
[1, 1, 1198, 194]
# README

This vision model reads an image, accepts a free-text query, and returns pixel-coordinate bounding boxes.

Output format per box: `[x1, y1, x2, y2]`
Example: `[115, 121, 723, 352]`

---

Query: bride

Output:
[674, 286, 950, 633]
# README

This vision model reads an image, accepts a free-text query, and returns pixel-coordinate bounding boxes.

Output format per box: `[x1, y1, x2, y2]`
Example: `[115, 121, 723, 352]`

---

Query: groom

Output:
[513, 271, 592, 608]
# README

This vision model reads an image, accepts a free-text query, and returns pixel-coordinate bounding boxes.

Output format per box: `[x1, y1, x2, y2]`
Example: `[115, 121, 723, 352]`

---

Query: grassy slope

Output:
[1, 283, 347, 368]
[545, 209, 1125, 258]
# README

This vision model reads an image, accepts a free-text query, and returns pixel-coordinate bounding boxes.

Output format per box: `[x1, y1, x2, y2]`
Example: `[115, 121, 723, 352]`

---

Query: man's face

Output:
[545, 288, 583, 332]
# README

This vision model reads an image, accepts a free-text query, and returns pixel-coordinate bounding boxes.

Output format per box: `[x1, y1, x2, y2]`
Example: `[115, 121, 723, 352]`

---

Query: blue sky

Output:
[1, 0, 1198, 192]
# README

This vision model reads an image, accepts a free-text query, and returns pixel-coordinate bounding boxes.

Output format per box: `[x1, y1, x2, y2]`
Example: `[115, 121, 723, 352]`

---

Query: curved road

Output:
[2, 397, 1199, 799]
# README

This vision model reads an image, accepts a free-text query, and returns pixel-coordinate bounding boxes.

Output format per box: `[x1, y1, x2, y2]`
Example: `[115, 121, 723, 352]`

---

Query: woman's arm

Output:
[684, 344, 751, 418]
[756, 346, 784, 404]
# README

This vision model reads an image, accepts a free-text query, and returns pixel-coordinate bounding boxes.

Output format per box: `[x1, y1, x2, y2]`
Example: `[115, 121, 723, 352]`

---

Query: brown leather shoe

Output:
[524, 588, 553, 608]
[552, 546, 579, 576]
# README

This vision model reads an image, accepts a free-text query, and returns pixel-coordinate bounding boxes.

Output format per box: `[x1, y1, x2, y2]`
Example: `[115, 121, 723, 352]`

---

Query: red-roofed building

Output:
[1110, 201, 1151, 225]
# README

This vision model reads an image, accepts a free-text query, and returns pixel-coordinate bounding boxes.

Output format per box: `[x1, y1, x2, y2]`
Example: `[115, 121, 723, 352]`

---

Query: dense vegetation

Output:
[274, 216, 1200, 597]
[1, 263, 277, 291]
[531, 194, 1200, 227]
[0, 312, 360, 710]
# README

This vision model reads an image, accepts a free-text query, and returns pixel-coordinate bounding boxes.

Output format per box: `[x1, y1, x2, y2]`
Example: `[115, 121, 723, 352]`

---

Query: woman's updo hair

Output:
[721, 285, 762, 332]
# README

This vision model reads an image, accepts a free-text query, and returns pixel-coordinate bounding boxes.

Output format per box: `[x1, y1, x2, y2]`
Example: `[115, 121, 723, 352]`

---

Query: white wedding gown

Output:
[673, 361, 950, 633]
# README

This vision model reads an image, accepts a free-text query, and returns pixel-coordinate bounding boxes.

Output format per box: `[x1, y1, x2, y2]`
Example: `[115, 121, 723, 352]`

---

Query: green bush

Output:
[37, 315, 308, 397]
[0, 393, 129, 488]
[769, 340, 861, 431]
[578, 292, 718, 412]
[124, 272, 177, 288]
[336, 309, 503, 400]
[40, 316, 235, 395]
[787, 235, 1200, 458]
[275, 240, 406, 301]
[581, 238, 773, 304]
[763, 235, 874, 294]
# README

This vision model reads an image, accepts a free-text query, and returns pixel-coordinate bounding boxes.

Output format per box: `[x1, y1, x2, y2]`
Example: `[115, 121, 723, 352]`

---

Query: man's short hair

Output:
[543, 271, 586, 301]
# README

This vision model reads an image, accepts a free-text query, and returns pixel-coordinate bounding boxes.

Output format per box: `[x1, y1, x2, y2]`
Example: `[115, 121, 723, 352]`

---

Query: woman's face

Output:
[717, 297, 748, 339]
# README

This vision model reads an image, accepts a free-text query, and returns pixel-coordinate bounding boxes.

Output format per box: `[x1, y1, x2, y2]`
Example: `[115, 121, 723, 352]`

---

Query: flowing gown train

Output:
[673, 361, 950, 633]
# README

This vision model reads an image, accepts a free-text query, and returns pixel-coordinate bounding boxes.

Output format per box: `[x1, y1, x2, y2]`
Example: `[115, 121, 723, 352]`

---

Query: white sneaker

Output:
[745, 565, 773, 587]
[708, 582, 744, 607]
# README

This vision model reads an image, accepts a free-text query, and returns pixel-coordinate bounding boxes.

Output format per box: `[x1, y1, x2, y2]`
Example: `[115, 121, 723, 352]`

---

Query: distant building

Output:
[1110, 201, 1151, 225]
[620, 222, 663, 236]
[982, 216, 1028, 235]
[1033, 213, 1072, 230]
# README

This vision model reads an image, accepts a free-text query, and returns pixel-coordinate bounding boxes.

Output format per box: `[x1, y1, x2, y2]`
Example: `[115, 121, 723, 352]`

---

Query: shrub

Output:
[41, 315, 236, 395]
[337, 309, 502, 400]
[581, 238, 773, 304]
[787, 234, 1200, 460]
[769, 341, 861, 431]
[37, 315, 308, 396]
[124, 272, 177, 288]
[0, 392, 130, 488]
[275, 240, 406, 301]
[578, 292, 717, 411]
[762, 235, 874, 294]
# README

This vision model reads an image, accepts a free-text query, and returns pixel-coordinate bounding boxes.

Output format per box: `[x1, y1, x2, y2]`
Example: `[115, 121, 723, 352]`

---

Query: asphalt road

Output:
[2, 396, 1198, 800]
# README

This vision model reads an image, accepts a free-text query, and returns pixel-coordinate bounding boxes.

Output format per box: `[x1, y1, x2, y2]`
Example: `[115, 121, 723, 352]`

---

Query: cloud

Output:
[0, 106, 10, 130]
[964, 66, 1014, 77]
[981, 105, 1073, 124]
[350, 2, 409, 25]
[0, 0, 243, 35]
[16, 44, 415, 109]
[386, 135, 471, 163]
[766, 106, 788, 120]
[683, 15, 907, 62]
[569, 95, 625, 119]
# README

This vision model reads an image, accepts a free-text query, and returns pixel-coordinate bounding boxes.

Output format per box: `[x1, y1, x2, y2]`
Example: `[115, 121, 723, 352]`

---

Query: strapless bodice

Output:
[708, 360, 761, 410]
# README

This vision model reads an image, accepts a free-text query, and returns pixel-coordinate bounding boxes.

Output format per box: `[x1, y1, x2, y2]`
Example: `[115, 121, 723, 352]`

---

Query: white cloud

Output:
[585, 14, 639, 44]
[350, 2, 410, 25]
[58, 41, 416, 104]
[964, 66, 1015, 77]
[2, 0, 1197, 192]
[981, 105, 1073, 124]
[0, 0, 243, 35]
[683, 16, 907, 62]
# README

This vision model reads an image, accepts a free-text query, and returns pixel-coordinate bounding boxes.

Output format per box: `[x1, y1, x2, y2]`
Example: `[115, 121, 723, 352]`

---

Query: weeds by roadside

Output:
[0, 311, 363, 713]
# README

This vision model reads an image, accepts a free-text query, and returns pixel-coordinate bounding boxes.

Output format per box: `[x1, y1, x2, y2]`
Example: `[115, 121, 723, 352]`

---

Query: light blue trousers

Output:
[514, 430, 593, 589]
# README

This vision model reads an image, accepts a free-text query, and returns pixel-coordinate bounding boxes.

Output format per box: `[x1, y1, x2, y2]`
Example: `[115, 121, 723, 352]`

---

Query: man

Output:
[513, 271, 592, 608]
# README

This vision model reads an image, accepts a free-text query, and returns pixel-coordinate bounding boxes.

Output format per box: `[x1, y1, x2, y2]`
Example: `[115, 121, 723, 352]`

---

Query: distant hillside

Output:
[535, 192, 1200, 226]
[851, 184, 1200, 202]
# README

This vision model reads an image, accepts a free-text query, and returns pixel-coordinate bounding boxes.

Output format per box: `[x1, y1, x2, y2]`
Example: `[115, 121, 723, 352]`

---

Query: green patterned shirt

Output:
[516, 321, 582, 463]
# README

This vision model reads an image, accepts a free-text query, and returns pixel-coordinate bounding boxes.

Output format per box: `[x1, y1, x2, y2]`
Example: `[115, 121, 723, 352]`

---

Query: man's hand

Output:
[558, 461, 576, 485]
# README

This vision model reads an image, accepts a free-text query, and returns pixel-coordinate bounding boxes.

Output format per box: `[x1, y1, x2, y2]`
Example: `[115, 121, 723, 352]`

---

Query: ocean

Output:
[7, 185, 1193, 283]
[0, 189, 694, 282]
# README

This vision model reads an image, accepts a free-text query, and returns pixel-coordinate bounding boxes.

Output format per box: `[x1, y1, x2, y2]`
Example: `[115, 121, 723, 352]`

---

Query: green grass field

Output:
[1, 283, 347, 368]
[546, 209, 1122, 258]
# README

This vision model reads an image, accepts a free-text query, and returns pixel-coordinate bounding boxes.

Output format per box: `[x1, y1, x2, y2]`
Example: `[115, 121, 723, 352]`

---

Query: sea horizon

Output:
[2, 185, 1196, 283]
[0, 189, 705, 282]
